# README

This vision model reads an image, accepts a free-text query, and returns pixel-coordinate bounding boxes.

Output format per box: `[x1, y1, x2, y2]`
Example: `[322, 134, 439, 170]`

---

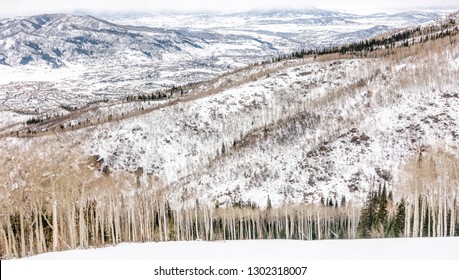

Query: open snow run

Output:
[26, 238, 459, 260]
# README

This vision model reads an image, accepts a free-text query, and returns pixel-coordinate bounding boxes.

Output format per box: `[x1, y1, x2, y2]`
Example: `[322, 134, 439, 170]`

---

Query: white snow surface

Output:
[26, 238, 459, 260]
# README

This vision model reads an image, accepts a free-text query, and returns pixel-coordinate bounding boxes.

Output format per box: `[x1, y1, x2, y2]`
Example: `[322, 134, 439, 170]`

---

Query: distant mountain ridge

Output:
[0, 10, 446, 68]
[0, 13, 206, 67]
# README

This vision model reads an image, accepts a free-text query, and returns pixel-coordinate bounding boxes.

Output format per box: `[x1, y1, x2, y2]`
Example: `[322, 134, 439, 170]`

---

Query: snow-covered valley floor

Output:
[26, 238, 459, 260]
[4, 238, 457, 280]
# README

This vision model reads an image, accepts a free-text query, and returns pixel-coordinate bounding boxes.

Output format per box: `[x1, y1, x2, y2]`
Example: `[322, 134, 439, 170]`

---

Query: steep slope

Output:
[87, 47, 458, 207]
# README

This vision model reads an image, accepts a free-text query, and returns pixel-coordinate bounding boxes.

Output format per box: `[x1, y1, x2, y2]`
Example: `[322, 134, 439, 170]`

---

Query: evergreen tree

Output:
[358, 191, 378, 238]
[327, 198, 334, 207]
[221, 143, 226, 154]
[340, 196, 346, 207]
[375, 185, 388, 228]
[393, 199, 406, 237]
[266, 196, 272, 210]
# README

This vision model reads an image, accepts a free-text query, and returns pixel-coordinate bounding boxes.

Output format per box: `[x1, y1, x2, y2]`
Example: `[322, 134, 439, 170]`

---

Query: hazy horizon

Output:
[1, 0, 457, 18]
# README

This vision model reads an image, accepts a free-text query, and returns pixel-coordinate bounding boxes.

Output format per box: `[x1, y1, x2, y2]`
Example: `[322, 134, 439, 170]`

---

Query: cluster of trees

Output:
[265, 15, 459, 63]
[0, 183, 359, 259]
[125, 91, 168, 102]
[333, 24, 459, 55]
[0, 146, 358, 258]
[0, 147, 457, 259]
[270, 49, 309, 63]
[358, 149, 459, 239]
[357, 185, 404, 238]
[25, 117, 43, 125]
[87, 98, 110, 105]
[125, 85, 185, 102]
[60, 105, 78, 112]
[26, 112, 70, 127]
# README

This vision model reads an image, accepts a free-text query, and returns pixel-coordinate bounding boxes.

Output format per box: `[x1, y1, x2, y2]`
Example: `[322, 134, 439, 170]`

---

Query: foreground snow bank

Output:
[27, 237, 459, 260]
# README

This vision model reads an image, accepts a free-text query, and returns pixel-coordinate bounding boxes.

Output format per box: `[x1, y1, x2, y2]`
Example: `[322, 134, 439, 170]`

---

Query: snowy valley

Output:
[0, 9, 444, 120]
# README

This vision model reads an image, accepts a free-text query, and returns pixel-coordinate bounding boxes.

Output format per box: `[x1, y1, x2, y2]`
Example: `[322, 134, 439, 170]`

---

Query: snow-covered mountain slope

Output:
[89, 48, 459, 207]
[0, 11, 458, 209]
[0, 13, 207, 68]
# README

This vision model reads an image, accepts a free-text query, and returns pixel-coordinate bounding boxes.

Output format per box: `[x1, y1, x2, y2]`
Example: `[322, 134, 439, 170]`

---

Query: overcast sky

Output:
[1, 0, 457, 18]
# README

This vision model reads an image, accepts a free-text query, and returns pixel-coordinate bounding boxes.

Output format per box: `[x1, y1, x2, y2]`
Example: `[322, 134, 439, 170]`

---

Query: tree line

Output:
[264, 15, 459, 63]
[0, 147, 457, 259]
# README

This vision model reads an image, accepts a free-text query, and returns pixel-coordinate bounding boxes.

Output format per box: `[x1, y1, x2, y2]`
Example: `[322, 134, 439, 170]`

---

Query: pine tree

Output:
[375, 185, 388, 229]
[221, 143, 226, 154]
[340, 196, 346, 207]
[393, 199, 406, 237]
[327, 198, 334, 207]
[266, 196, 272, 210]
[358, 191, 378, 238]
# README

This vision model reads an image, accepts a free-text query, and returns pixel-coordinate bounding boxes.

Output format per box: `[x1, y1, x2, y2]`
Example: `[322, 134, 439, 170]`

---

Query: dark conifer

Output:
[393, 199, 406, 237]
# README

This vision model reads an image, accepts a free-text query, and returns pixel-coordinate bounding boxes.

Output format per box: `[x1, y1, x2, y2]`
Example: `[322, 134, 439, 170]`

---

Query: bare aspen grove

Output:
[1, 12, 459, 259]
[0, 147, 457, 259]
[0, 148, 359, 258]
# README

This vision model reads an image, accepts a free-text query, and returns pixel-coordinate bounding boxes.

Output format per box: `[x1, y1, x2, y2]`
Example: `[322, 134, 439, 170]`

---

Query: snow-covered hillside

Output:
[88, 45, 459, 207]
